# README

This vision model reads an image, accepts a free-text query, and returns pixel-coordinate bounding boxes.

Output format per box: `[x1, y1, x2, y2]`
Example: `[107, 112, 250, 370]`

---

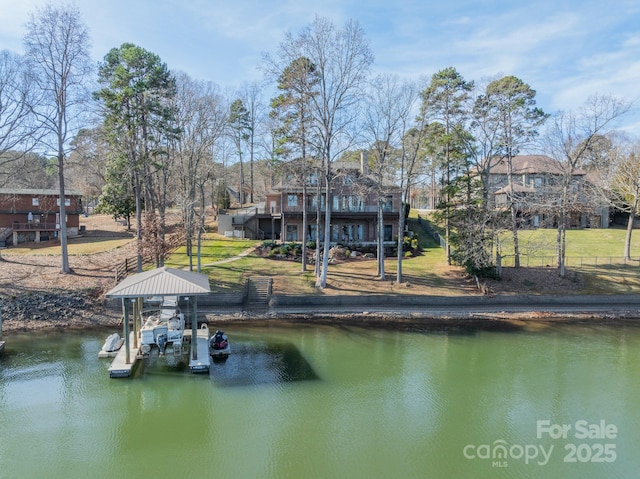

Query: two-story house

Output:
[0, 188, 84, 246]
[222, 155, 402, 245]
[485, 155, 607, 228]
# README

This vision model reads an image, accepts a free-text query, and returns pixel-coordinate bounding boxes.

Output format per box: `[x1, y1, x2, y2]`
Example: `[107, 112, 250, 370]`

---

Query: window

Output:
[382, 196, 393, 212]
[286, 225, 298, 241]
[384, 225, 393, 241]
[307, 224, 317, 241]
[287, 194, 298, 207]
[56, 198, 71, 207]
[343, 175, 354, 185]
[309, 194, 325, 211]
[32, 198, 39, 206]
[347, 196, 363, 212]
[307, 172, 318, 185]
[534, 177, 542, 187]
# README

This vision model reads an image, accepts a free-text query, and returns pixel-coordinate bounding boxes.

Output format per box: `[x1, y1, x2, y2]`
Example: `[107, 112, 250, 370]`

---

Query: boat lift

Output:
[104, 267, 212, 378]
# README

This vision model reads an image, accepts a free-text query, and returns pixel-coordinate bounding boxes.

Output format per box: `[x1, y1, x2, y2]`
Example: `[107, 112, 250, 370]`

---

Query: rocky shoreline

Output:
[0, 291, 121, 332]
[2, 290, 639, 334]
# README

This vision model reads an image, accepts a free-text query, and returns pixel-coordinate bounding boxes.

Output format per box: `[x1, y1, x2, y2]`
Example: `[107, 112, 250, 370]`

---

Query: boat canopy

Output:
[106, 267, 211, 299]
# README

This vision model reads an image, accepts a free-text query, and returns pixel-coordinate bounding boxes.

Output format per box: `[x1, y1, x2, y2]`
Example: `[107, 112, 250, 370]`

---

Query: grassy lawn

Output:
[498, 227, 640, 265]
[164, 235, 257, 268]
[160, 218, 467, 295]
[3, 236, 133, 255]
[6, 211, 640, 295]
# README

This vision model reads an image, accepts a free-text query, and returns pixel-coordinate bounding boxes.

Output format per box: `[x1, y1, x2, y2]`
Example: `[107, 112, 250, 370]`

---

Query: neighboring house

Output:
[221, 155, 403, 245]
[485, 155, 608, 228]
[0, 188, 84, 246]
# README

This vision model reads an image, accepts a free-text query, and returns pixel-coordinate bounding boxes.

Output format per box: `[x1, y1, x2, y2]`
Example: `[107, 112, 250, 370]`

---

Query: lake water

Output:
[1, 321, 638, 478]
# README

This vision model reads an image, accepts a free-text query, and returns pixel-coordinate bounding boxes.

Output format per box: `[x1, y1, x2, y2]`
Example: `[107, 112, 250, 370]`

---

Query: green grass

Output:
[7, 212, 640, 295]
[164, 220, 640, 295]
[164, 235, 257, 268]
[498, 227, 640, 266]
[3, 236, 133, 255]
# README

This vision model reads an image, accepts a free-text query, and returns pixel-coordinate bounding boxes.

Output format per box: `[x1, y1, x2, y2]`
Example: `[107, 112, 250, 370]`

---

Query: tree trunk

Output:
[377, 199, 385, 280]
[314, 176, 322, 279]
[510, 202, 521, 268]
[301, 180, 307, 272]
[396, 203, 405, 284]
[134, 176, 143, 273]
[624, 196, 638, 261]
[318, 171, 332, 289]
[58, 153, 71, 274]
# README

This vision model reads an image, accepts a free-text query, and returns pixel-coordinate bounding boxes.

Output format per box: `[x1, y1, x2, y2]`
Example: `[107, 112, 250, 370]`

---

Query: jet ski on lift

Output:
[209, 330, 231, 358]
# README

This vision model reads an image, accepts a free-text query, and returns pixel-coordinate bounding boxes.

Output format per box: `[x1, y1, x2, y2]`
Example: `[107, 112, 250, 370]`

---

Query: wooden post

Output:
[123, 298, 130, 365]
[134, 297, 141, 348]
[191, 296, 197, 361]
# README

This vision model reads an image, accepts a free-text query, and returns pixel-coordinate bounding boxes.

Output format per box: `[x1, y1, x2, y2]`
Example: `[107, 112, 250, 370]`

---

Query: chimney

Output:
[360, 150, 368, 175]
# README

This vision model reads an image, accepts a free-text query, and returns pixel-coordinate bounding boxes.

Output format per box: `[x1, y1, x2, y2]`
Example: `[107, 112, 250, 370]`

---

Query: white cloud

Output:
[1, 0, 639, 132]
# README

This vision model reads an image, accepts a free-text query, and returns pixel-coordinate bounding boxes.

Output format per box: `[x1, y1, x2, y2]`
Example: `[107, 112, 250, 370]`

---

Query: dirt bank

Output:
[0, 290, 121, 332]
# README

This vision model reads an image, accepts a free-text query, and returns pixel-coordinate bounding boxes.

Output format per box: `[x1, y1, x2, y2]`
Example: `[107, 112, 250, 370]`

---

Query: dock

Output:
[187, 326, 211, 373]
[0, 341, 4, 353]
[108, 332, 140, 378]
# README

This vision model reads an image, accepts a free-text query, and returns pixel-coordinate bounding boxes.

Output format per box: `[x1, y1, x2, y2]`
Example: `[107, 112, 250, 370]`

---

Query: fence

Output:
[416, 215, 640, 270]
[499, 255, 640, 268]
[417, 215, 447, 249]
[114, 233, 183, 283]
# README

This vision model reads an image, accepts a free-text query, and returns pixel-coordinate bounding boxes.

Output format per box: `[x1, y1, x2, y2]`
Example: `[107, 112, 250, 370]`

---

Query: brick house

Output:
[0, 188, 84, 246]
[486, 155, 608, 228]
[221, 157, 402, 245]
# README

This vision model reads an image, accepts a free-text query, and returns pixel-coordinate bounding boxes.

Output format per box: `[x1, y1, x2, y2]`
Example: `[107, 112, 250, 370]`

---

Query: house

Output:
[485, 155, 608, 228]
[0, 188, 84, 246]
[221, 154, 403, 245]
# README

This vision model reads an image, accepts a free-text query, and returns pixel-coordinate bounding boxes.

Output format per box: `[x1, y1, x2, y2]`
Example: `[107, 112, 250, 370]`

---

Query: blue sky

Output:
[2, 0, 640, 132]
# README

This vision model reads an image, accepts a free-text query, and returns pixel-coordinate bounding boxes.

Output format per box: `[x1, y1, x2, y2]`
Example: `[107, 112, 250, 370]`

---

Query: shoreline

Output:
[2, 288, 640, 334]
[3, 304, 640, 334]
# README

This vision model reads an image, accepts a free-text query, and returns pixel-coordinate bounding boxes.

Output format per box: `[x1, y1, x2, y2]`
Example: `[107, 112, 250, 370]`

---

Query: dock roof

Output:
[106, 267, 211, 298]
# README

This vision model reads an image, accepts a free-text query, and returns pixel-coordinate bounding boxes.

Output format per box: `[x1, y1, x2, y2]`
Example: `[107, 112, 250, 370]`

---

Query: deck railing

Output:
[12, 222, 58, 231]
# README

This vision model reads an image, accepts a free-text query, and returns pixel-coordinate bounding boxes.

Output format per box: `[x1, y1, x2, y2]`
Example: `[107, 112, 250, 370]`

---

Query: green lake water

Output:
[0, 321, 638, 478]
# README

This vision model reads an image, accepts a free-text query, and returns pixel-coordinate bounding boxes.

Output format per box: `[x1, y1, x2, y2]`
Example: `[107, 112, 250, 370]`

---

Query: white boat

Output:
[140, 296, 185, 355]
[98, 333, 124, 358]
[209, 330, 231, 357]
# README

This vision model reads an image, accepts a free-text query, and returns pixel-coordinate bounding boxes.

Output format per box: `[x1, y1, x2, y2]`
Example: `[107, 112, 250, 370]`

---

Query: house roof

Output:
[105, 267, 211, 298]
[494, 183, 536, 195]
[484, 155, 586, 176]
[0, 188, 83, 196]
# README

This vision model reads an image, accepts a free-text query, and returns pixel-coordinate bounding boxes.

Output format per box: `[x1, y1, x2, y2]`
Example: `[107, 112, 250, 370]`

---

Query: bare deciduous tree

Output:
[173, 72, 227, 271]
[0, 50, 39, 168]
[363, 74, 418, 281]
[269, 16, 373, 288]
[24, 3, 92, 273]
[544, 94, 631, 277]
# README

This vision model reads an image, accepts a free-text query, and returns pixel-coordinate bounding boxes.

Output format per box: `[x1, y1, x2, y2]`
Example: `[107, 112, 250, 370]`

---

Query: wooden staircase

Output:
[245, 276, 272, 306]
[0, 227, 12, 246]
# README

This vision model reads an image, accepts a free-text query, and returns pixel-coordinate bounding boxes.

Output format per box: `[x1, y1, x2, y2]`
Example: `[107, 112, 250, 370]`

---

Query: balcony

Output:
[12, 222, 58, 232]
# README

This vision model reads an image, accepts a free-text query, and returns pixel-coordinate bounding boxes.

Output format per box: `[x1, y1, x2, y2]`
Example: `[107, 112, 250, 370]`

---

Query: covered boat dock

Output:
[105, 267, 212, 378]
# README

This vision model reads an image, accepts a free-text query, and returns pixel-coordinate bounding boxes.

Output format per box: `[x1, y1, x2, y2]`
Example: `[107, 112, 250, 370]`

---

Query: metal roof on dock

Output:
[106, 267, 211, 298]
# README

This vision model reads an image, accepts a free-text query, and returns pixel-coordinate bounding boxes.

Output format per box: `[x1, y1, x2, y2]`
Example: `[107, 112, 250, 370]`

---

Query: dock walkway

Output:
[108, 332, 140, 378]
[187, 326, 211, 373]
